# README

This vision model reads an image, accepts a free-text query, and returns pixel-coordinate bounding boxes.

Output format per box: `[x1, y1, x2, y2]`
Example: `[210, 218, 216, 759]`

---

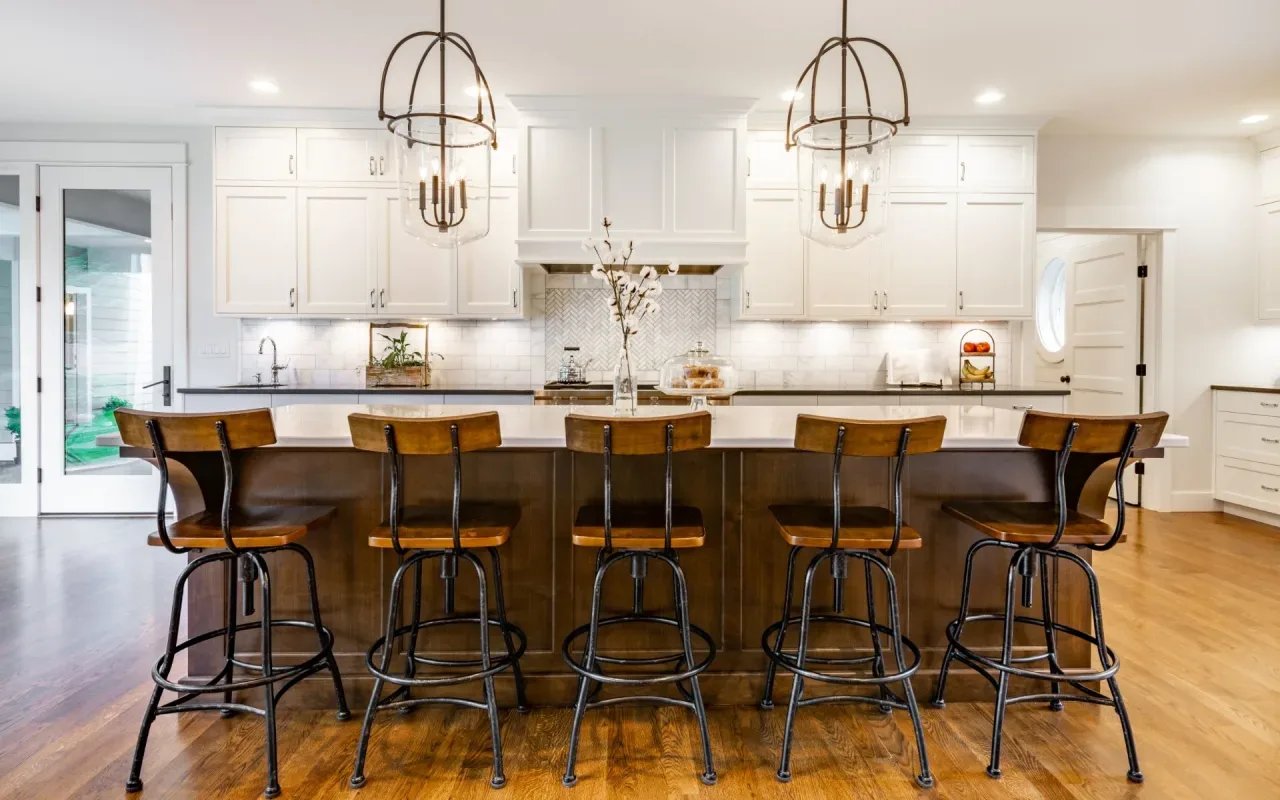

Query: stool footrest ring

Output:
[761, 613, 922, 686]
[561, 613, 716, 685]
[151, 618, 336, 696]
[944, 613, 1121, 683]
[365, 616, 527, 688]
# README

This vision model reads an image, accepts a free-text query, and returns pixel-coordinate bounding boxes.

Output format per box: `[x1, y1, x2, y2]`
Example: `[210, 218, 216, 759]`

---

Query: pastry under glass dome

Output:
[659, 342, 738, 410]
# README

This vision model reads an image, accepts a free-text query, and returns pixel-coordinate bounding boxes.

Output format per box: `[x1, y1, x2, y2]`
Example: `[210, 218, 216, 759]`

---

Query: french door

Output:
[0, 165, 40, 515]
[38, 166, 175, 513]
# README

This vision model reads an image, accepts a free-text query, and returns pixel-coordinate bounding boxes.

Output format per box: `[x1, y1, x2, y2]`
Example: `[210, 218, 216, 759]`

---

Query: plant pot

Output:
[366, 365, 429, 388]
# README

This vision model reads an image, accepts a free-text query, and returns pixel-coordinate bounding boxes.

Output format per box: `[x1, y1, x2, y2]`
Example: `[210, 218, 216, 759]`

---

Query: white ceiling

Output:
[1, 0, 1277, 136]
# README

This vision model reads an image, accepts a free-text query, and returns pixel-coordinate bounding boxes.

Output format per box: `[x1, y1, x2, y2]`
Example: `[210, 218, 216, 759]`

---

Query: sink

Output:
[219, 383, 286, 389]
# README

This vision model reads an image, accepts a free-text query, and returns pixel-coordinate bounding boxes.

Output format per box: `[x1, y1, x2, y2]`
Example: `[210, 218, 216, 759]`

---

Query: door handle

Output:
[142, 366, 172, 407]
[369, 156, 376, 176]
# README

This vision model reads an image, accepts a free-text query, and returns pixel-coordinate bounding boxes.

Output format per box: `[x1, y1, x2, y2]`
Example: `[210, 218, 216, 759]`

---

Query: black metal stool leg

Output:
[871, 556, 934, 788]
[396, 557, 424, 714]
[864, 557, 893, 714]
[1038, 551, 1065, 711]
[490, 547, 530, 713]
[760, 545, 801, 710]
[460, 550, 507, 789]
[252, 553, 282, 799]
[221, 556, 239, 717]
[289, 543, 350, 721]
[932, 538, 1000, 707]
[669, 555, 716, 785]
[987, 547, 1026, 779]
[777, 550, 828, 783]
[350, 551, 417, 789]
[563, 553, 614, 787]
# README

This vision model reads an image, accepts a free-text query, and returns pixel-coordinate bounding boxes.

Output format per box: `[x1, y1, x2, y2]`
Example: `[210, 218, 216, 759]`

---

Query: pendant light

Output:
[378, 0, 497, 248]
[785, 0, 910, 249]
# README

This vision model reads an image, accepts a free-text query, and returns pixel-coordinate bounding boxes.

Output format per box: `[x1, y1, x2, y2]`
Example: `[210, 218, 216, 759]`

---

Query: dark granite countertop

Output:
[1210, 385, 1280, 395]
[737, 386, 1070, 396]
[181, 384, 1069, 397]
[178, 386, 529, 395]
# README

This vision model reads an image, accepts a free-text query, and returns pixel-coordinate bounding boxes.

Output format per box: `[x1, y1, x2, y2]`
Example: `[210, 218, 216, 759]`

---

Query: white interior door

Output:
[39, 166, 174, 513]
[0, 165, 40, 515]
[1064, 236, 1140, 415]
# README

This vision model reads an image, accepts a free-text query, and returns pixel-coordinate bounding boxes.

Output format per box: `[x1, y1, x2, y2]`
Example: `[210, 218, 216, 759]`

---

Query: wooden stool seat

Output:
[768, 504, 924, 550]
[149, 504, 336, 550]
[571, 504, 705, 549]
[943, 501, 1119, 546]
[367, 503, 520, 549]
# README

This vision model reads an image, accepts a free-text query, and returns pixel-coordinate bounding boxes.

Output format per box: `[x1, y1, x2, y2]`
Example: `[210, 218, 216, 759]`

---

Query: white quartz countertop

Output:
[144, 403, 1184, 451]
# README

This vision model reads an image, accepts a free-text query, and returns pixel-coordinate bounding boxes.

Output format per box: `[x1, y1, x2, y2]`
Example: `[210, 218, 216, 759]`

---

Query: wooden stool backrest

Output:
[347, 411, 503, 554]
[115, 408, 276, 451]
[1018, 410, 1168, 454]
[794, 414, 947, 457]
[564, 411, 712, 456]
[348, 411, 502, 455]
[114, 408, 276, 555]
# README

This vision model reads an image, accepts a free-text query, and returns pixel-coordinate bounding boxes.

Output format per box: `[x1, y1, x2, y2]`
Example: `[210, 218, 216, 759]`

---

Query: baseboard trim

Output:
[1220, 502, 1280, 528]
[1170, 490, 1218, 512]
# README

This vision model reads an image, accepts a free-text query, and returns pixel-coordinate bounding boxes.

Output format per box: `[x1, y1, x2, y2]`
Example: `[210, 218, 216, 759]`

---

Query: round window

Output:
[1035, 256, 1067, 359]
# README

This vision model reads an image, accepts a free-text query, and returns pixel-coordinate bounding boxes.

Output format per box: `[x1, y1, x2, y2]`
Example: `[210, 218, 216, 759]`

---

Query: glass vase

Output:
[612, 347, 637, 415]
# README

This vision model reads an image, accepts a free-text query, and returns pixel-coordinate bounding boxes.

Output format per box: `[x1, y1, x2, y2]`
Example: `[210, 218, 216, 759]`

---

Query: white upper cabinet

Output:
[1259, 202, 1280, 320]
[458, 190, 522, 317]
[601, 124, 665, 233]
[890, 135, 959, 190]
[215, 127, 297, 182]
[956, 193, 1035, 317]
[957, 136, 1036, 192]
[296, 129, 393, 183]
[881, 193, 957, 318]
[742, 190, 805, 317]
[524, 124, 594, 236]
[377, 191, 456, 316]
[747, 130, 797, 189]
[672, 126, 740, 235]
[216, 186, 298, 314]
[491, 126, 520, 188]
[1261, 147, 1280, 206]
[806, 232, 883, 319]
[296, 188, 380, 315]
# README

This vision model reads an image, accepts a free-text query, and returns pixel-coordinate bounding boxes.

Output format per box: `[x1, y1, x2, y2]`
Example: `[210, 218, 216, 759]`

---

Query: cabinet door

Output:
[956, 193, 1034, 317]
[1260, 202, 1280, 319]
[215, 127, 297, 182]
[296, 188, 380, 315]
[296, 128, 392, 183]
[880, 193, 956, 318]
[1260, 147, 1280, 205]
[491, 126, 520, 188]
[378, 191, 456, 316]
[457, 190, 522, 317]
[742, 190, 805, 317]
[958, 136, 1036, 192]
[889, 135, 958, 190]
[215, 186, 297, 314]
[806, 228, 883, 319]
[746, 130, 797, 189]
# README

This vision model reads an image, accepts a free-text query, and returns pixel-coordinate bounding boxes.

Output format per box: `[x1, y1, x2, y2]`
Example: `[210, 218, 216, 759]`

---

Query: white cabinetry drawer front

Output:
[982, 395, 1065, 413]
[1217, 391, 1280, 418]
[1217, 412, 1280, 465]
[1216, 457, 1280, 513]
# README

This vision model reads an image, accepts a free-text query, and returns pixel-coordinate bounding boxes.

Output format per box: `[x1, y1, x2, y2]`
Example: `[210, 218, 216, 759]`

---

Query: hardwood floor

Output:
[0, 509, 1276, 799]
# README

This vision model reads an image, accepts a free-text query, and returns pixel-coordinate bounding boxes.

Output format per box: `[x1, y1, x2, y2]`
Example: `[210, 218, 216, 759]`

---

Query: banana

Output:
[961, 359, 994, 381]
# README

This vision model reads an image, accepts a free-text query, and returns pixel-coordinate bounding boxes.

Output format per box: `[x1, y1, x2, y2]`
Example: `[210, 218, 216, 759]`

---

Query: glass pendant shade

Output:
[796, 117, 892, 249]
[391, 115, 492, 247]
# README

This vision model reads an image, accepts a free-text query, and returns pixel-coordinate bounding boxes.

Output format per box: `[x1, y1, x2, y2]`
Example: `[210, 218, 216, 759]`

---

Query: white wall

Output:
[0, 122, 238, 390]
[1038, 135, 1269, 510]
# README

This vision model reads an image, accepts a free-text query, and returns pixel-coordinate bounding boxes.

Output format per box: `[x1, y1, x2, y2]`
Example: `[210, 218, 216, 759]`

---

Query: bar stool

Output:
[561, 411, 717, 787]
[759, 414, 946, 788]
[931, 410, 1169, 782]
[114, 409, 349, 798]
[347, 411, 528, 790]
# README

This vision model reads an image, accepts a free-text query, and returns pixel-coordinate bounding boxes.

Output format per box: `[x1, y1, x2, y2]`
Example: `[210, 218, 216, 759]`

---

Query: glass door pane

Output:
[0, 177, 22, 483]
[0, 166, 38, 515]
[39, 166, 173, 514]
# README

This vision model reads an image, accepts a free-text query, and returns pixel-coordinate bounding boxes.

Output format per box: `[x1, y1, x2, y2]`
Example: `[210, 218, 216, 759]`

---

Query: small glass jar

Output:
[659, 341, 738, 410]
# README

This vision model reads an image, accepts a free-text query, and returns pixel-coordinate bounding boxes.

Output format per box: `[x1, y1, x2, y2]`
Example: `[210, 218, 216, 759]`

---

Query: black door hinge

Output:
[1137, 264, 1148, 278]
[1134, 462, 1146, 475]
[37, 467, 42, 484]
[36, 376, 42, 393]
[35, 286, 41, 302]
[1135, 364, 1147, 377]
[35, 195, 41, 213]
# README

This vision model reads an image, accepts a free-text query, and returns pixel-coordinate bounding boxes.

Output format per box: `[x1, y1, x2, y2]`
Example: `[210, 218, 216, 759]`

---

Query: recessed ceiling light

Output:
[463, 85, 489, 99]
[974, 89, 1006, 106]
[780, 88, 804, 102]
[1241, 113, 1271, 125]
[248, 78, 280, 95]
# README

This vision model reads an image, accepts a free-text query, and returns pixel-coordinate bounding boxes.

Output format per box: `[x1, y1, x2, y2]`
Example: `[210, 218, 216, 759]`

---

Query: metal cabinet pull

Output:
[1263, 402, 1279, 408]
[370, 289, 376, 308]
[379, 156, 386, 175]
[873, 291, 879, 311]
[511, 155, 517, 175]
[1012, 404, 1034, 410]
[369, 156, 376, 175]
[288, 155, 294, 175]
[746, 290, 752, 309]
[746, 156, 752, 177]
[960, 161, 966, 182]
[1262, 484, 1279, 493]
[289, 288, 295, 308]
[882, 291, 888, 312]
[1263, 437, 1280, 444]
[959, 290, 965, 310]
[512, 289, 517, 308]
[379, 289, 386, 308]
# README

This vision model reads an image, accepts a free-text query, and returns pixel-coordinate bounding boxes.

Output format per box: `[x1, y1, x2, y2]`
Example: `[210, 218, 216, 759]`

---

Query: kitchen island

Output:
[116, 403, 1185, 705]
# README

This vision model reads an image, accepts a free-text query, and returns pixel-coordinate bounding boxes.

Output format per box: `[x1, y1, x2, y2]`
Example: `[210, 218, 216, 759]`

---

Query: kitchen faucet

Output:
[258, 337, 289, 385]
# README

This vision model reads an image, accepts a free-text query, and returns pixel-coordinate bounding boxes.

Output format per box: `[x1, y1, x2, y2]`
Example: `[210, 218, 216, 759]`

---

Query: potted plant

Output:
[366, 325, 442, 387]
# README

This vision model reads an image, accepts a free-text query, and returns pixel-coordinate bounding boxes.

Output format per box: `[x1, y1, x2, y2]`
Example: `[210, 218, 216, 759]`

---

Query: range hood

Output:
[510, 95, 753, 267]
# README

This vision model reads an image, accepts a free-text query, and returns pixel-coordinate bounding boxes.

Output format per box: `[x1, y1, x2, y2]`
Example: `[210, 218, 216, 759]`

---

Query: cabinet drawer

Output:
[1215, 457, 1280, 513]
[1216, 390, 1280, 418]
[1217, 412, 1280, 465]
[982, 394, 1064, 413]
